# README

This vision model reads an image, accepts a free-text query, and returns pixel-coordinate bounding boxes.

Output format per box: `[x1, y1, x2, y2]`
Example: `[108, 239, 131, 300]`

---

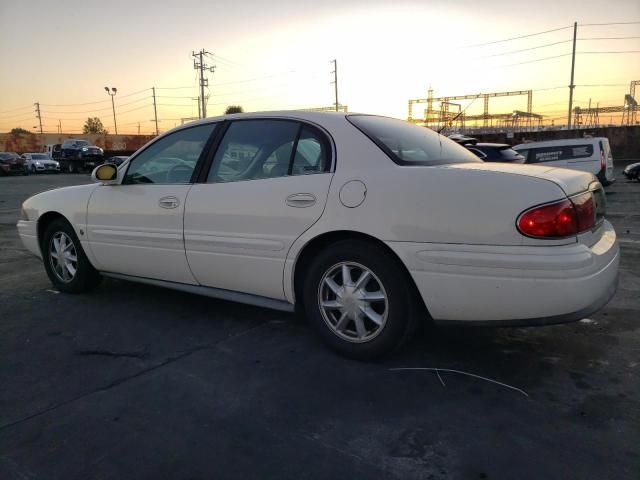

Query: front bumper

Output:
[387, 220, 619, 325]
[17, 220, 41, 259]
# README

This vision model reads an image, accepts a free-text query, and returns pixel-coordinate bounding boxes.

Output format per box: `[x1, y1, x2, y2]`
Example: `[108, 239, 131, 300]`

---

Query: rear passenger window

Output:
[292, 126, 329, 175]
[207, 120, 330, 183]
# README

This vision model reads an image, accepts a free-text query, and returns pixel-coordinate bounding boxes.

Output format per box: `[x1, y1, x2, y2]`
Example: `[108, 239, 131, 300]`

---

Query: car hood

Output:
[446, 162, 597, 196]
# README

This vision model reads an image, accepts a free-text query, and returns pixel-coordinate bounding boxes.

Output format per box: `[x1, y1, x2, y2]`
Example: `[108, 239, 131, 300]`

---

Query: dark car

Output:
[623, 162, 640, 181]
[0, 152, 28, 176]
[466, 143, 525, 163]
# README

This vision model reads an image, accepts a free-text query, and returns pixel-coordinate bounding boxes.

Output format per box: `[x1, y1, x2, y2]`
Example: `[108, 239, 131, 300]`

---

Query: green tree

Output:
[225, 105, 244, 114]
[83, 117, 108, 134]
[10, 127, 30, 134]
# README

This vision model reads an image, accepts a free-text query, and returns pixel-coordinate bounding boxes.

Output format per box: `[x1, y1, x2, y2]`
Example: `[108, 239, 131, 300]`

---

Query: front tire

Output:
[303, 240, 417, 360]
[42, 218, 101, 293]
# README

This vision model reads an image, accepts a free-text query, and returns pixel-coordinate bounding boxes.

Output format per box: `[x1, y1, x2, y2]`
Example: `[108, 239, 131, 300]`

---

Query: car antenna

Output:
[437, 93, 483, 135]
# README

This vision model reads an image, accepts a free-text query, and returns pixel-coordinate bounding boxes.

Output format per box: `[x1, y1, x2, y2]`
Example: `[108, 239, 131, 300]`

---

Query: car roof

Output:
[472, 143, 512, 148]
[513, 137, 608, 149]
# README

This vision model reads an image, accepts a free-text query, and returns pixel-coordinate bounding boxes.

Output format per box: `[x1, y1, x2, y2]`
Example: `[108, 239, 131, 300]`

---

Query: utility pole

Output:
[152, 87, 159, 135]
[192, 49, 215, 118]
[331, 59, 339, 112]
[34, 102, 43, 134]
[567, 21, 577, 129]
[137, 122, 140, 135]
[58, 120, 62, 134]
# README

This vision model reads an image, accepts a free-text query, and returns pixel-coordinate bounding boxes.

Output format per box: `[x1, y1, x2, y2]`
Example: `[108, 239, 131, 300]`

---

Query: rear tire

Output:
[303, 240, 418, 360]
[42, 218, 101, 293]
[68, 162, 78, 174]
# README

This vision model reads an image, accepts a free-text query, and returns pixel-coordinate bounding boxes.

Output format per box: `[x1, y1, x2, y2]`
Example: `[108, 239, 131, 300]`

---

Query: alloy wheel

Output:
[318, 261, 388, 343]
[49, 231, 78, 283]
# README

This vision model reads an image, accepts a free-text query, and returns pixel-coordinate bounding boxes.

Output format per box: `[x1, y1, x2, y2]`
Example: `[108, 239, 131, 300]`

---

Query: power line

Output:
[465, 25, 572, 48]
[578, 21, 640, 26]
[578, 36, 640, 40]
[577, 50, 640, 54]
[500, 53, 571, 67]
[0, 105, 33, 114]
[479, 40, 571, 58]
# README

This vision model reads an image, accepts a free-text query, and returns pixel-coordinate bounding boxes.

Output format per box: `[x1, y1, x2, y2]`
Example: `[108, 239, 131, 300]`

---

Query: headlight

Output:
[82, 147, 88, 151]
[55, 162, 60, 167]
[35, 161, 41, 165]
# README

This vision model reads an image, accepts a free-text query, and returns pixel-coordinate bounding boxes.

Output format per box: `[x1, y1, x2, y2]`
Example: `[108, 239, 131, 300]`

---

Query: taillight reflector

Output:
[517, 193, 595, 238]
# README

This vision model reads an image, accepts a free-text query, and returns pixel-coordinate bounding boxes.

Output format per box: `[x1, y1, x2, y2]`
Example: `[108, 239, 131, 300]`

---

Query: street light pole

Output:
[104, 86, 118, 134]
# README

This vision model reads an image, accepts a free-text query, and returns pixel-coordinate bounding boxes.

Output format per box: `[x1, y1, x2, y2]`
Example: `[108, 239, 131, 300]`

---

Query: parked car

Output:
[0, 152, 28, 176]
[17, 112, 619, 359]
[622, 162, 640, 181]
[22, 153, 61, 174]
[104, 156, 129, 167]
[60, 139, 104, 173]
[513, 137, 615, 186]
[466, 143, 525, 163]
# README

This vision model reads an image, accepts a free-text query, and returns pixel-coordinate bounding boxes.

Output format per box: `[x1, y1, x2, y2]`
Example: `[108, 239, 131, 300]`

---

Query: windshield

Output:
[347, 115, 481, 166]
[32, 154, 50, 160]
[76, 141, 89, 146]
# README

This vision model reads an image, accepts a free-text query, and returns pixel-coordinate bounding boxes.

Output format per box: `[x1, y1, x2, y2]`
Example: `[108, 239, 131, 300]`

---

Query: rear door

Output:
[87, 123, 217, 283]
[184, 119, 334, 300]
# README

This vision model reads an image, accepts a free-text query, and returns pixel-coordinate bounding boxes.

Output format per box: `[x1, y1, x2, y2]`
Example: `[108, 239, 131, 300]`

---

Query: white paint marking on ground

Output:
[46, 289, 60, 294]
[389, 367, 529, 397]
[579, 318, 596, 324]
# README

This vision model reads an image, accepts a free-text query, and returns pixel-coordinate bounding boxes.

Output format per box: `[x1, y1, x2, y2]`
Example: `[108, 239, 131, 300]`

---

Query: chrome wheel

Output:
[49, 231, 78, 283]
[318, 261, 388, 343]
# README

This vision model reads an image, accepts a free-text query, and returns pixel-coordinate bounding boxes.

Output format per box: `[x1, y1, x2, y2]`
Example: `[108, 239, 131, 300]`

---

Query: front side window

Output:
[207, 120, 330, 183]
[347, 115, 481, 166]
[124, 123, 216, 184]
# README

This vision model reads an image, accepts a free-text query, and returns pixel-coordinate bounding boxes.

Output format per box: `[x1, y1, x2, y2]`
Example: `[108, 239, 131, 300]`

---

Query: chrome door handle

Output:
[159, 196, 180, 209]
[286, 193, 316, 208]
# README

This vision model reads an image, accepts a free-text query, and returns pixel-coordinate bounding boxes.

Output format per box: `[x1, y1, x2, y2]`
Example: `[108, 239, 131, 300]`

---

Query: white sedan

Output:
[17, 112, 619, 359]
[21, 153, 60, 174]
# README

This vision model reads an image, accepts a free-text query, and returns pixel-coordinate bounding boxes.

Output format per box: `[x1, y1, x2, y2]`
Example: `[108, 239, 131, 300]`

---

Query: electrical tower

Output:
[34, 102, 43, 134]
[192, 49, 215, 118]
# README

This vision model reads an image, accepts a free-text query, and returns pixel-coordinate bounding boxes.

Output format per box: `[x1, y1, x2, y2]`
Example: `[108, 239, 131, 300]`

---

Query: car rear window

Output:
[347, 115, 481, 166]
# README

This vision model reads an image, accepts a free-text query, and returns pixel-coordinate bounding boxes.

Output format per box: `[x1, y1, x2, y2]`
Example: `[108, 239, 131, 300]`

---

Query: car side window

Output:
[124, 123, 216, 185]
[291, 126, 329, 175]
[207, 120, 299, 183]
[467, 147, 486, 159]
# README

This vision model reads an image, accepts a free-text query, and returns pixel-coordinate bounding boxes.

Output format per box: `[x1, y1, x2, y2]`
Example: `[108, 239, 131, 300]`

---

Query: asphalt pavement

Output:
[0, 166, 638, 480]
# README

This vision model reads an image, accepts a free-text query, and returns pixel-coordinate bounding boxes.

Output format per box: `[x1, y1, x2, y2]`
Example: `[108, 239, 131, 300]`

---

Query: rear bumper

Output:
[387, 220, 619, 325]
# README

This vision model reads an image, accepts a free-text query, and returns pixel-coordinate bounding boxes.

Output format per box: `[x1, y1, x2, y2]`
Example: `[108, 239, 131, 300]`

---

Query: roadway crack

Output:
[0, 320, 274, 432]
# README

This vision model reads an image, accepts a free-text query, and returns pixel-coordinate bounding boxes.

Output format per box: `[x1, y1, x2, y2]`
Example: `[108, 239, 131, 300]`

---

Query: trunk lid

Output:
[447, 162, 596, 196]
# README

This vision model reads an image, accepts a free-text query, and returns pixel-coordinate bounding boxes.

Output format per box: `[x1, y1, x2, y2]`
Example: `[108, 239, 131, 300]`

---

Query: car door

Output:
[184, 119, 334, 300]
[87, 123, 217, 284]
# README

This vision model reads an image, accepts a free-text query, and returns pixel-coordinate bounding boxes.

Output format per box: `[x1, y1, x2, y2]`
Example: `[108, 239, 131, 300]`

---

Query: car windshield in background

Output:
[32, 154, 50, 160]
[347, 115, 481, 166]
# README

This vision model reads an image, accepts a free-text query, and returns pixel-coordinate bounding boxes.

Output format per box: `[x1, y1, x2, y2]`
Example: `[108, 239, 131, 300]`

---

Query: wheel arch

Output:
[37, 211, 68, 250]
[291, 230, 429, 318]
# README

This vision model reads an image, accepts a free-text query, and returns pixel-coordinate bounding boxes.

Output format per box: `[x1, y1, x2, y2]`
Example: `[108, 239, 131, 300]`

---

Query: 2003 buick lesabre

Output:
[17, 112, 619, 359]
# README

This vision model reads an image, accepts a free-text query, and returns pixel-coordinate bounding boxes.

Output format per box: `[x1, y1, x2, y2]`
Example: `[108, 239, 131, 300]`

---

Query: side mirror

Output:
[92, 163, 118, 184]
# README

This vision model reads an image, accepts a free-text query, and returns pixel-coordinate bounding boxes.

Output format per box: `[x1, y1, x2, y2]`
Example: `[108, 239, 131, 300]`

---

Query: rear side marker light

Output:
[517, 193, 596, 239]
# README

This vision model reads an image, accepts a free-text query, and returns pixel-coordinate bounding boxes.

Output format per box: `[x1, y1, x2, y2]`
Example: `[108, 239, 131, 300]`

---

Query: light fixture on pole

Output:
[104, 86, 118, 134]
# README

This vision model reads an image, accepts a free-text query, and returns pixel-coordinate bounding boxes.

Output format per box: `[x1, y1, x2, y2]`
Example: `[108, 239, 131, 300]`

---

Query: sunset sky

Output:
[1, 0, 638, 134]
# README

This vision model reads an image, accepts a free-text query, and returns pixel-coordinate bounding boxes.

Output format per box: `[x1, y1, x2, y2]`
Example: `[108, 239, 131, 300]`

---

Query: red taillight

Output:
[600, 150, 606, 169]
[517, 193, 595, 238]
[571, 192, 595, 232]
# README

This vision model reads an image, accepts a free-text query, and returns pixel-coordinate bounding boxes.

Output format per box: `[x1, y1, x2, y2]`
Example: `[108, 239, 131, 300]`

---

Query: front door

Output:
[184, 119, 334, 300]
[87, 123, 217, 284]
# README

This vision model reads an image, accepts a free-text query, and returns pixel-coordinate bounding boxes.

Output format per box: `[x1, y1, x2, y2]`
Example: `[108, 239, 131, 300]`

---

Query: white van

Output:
[513, 137, 615, 186]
